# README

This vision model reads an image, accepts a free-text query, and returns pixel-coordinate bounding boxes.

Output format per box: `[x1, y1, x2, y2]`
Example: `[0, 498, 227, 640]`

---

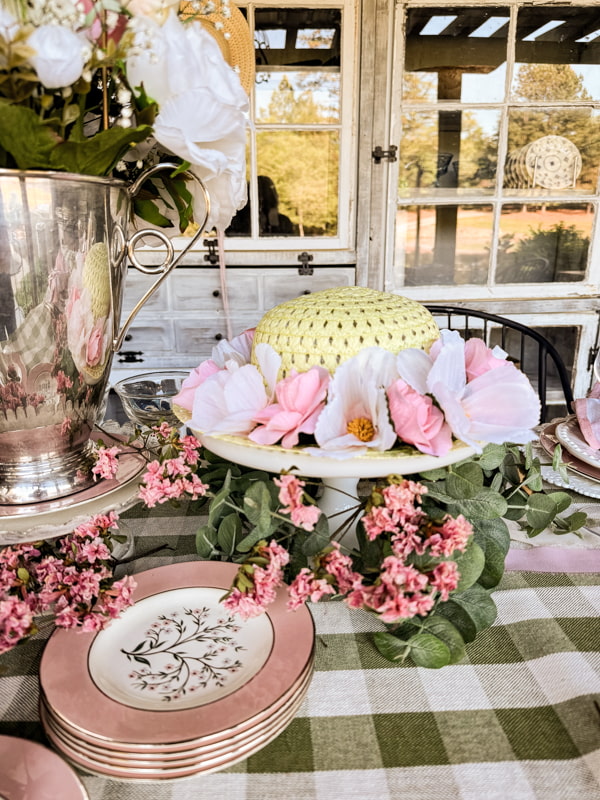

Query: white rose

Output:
[152, 87, 246, 177]
[199, 169, 248, 233]
[28, 25, 92, 89]
[126, 12, 248, 111]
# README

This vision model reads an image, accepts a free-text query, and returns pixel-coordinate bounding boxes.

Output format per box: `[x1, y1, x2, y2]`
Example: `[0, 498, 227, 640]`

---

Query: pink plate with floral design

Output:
[0, 735, 89, 800]
[40, 561, 314, 746]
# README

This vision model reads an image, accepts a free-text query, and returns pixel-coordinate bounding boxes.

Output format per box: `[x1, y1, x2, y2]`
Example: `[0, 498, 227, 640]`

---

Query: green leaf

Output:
[418, 467, 449, 481]
[437, 584, 497, 643]
[301, 513, 331, 556]
[195, 523, 218, 558]
[217, 513, 242, 556]
[446, 461, 484, 500]
[243, 481, 273, 528]
[407, 632, 452, 669]
[524, 492, 567, 531]
[236, 524, 271, 554]
[208, 470, 232, 527]
[546, 491, 572, 514]
[448, 487, 508, 520]
[477, 444, 507, 471]
[472, 517, 510, 588]
[0, 101, 57, 168]
[373, 631, 410, 662]
[132, 198, 172, 227]
[453, 539, 485, 592]
[419, 615, 466, 665]
[50, 124, 152, 175]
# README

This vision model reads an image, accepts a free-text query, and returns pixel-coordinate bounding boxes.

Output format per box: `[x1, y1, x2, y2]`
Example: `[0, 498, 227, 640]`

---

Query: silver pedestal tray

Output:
[0, 422, 145, 546]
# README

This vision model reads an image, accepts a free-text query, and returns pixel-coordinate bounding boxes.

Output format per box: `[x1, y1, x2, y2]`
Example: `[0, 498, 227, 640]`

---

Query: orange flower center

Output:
[347, 417, 375, 442]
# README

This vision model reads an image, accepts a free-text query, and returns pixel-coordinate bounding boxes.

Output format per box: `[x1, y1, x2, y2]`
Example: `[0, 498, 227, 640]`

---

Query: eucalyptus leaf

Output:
[446, 461, 484, 500]
[243, 481, 273, 528]
[476, 444, 507, 471]
[236, 524, 271, 553]
[419, 615, 466, 665]
[437, 584, 497, 643]
[407, 632, 452, 668]
[195, 523, 218, 558]
[373, 632, 410, 663]
[472, 517, 510, 588]
[217, 513, 242, 556]
[524, 492, 566, 531]
[453, 539, 485, 592]
[208, 471, 233, 527]
[301, 513, 331, 556]
[546, 491, 572, 514]
[448, 487, 507, 520]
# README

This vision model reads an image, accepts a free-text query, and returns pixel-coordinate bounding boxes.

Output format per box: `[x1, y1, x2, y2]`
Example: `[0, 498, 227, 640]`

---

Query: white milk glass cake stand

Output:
[181, 417, 475, 546]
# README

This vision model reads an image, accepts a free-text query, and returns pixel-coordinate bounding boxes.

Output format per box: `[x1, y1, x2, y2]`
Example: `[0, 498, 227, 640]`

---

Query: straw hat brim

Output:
[180, 3, 255, 95]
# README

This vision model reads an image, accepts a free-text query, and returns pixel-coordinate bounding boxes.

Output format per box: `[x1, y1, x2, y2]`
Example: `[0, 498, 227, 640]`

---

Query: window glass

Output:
[398, 109, 500, 195]
[504, 108, 600, 194]
[495, 203, 592, 283]
[397, 204, 494, 285]
[228, 7, 342, 240]
[511, 6, 600, 103]
[403, 7, 509, 103]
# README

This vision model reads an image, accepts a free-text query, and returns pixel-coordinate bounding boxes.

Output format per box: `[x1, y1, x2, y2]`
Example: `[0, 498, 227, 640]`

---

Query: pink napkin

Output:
[573, 382, 600, 449]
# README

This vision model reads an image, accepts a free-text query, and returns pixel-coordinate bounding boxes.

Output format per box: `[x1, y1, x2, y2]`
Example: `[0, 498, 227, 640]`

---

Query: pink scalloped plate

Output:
[40, 561, 315, 747]
[0, 735, 89, 800]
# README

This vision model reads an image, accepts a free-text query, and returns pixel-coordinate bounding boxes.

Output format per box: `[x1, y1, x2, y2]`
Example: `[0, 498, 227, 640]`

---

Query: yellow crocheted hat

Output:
[251, 287, 440, 377]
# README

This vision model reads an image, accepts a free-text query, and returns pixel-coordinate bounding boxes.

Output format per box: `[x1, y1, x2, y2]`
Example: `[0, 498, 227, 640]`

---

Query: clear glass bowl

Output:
[112, 371, 188, 428]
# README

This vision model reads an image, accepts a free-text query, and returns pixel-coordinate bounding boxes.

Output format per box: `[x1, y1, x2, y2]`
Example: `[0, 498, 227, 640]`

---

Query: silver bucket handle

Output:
[112, 162, 210, 352]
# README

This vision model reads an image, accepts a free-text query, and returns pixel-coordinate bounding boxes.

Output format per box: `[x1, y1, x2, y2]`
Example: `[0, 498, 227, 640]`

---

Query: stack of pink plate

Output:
[39, 561, 315, 780]
[539, 415, 600, 498]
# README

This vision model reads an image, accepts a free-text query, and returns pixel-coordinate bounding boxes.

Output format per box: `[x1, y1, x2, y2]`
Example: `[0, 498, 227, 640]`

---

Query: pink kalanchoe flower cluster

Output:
[138, 426, 208, 508]
[0, 511, 136, 653]
[223, 540, 290, 619]
[283, 478, 469, 625]
[92, 445, 120, 480]
[273, 474, 321, 531]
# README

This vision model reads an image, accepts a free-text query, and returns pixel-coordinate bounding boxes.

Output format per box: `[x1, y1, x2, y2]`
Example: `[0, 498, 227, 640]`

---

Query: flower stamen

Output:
[347, 416, 375, 441]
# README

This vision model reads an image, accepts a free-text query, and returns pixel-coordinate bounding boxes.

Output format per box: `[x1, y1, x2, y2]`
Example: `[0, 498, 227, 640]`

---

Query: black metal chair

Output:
[425, 305, 574, 423]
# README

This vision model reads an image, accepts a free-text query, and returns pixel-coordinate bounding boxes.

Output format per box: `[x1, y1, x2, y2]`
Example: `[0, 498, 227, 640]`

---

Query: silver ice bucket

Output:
[0, 166, 207, 504]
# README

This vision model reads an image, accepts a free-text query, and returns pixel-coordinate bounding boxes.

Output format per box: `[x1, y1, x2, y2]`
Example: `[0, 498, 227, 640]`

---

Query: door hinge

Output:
[298, 251, 314, 275]
[372, 145, 397, 164]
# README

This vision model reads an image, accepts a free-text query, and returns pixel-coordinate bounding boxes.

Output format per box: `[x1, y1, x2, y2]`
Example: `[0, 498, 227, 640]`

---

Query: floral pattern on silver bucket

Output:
[0, 166, 207, 504]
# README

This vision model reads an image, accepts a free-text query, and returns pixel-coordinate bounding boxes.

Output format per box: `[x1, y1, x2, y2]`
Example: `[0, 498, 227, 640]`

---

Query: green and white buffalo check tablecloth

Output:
[1, 501, 599, 800]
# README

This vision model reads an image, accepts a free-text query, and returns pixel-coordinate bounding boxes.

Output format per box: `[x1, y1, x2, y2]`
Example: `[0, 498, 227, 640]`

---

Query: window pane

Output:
[255, 131, 339, 237]
[255, 71, 340, 125]
[398, 109, 500, 195]
[403, 7, 509, 103]
[495, 204, 592, 283]
[511, 7, 600, 103]
[396, 204, 493, 285]
[504, 108, 600, 193]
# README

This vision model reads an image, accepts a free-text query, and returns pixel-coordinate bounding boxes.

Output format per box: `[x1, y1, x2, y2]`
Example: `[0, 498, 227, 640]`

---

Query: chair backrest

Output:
[425, 305, 574, 423]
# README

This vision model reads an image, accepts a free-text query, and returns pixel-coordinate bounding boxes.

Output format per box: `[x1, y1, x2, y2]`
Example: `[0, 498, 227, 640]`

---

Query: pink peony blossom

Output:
[464, 338, 507, 381]
[172, 360, 220, 411]
[386, 379, 453, 456]
[249, 367, 329, 449]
